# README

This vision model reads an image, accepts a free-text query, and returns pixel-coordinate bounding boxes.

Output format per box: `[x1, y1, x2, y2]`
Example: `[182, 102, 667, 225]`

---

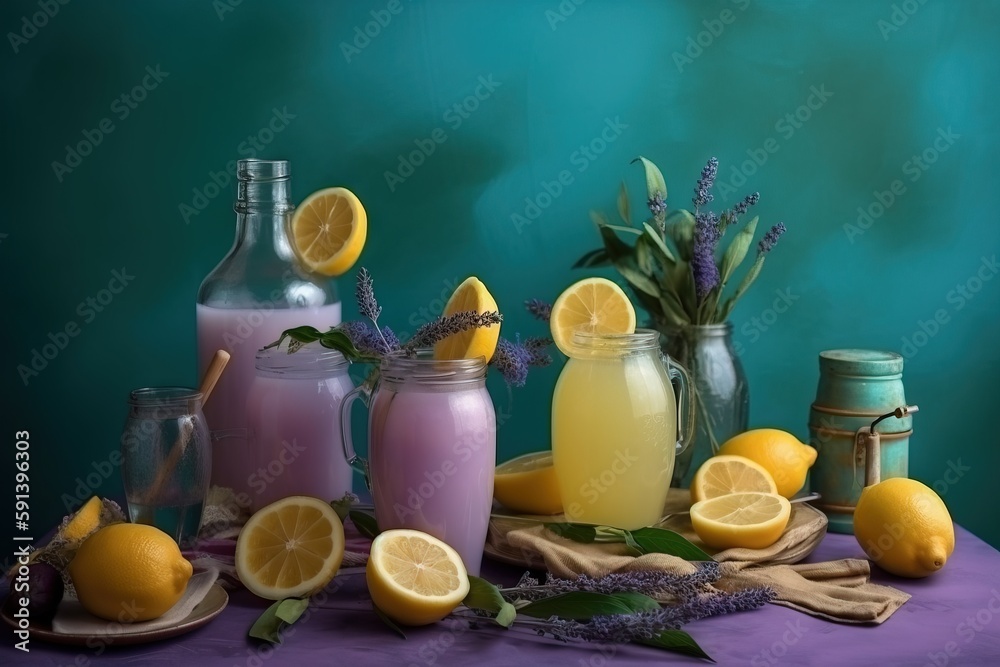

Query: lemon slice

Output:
[690, 455, 779, 504]
[690, 492, 791, 550]
[235, 496, 345, 600]
[289, 187, 367, 276]
[433, 276, 501, 362]
[494, 451, 563, 515]
[549, 277, 636, 357]
[366, 529, 470, 626]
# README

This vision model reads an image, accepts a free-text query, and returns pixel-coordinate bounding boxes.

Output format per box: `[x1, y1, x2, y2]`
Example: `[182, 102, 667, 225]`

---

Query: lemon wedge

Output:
[493, 451, 563, 515]
[433, 276, 501, 362]
[235, 496, 345, 600]
[690, 492, 791, 550]
[690, 455, 779, 504]
[289, 187, 367, 276]
[549, 277, 636, 357]
[366, 529, 470, 626]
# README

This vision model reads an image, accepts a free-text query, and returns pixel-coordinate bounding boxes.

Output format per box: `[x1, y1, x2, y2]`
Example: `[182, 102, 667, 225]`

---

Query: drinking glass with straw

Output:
[121, 351, 229, 546]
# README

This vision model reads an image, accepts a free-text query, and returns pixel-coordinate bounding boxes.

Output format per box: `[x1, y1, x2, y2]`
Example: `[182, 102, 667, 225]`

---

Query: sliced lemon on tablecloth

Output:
[493, 451, 563, 515]
[549, 277, 636, 357]
[690, 455, 779, 504]
[290, 187, 367, 276]
[235, 496, 345, 600]
[690, 492, 791, 550]
[433, 276, 501, 362]
[366, 529, 470, 626]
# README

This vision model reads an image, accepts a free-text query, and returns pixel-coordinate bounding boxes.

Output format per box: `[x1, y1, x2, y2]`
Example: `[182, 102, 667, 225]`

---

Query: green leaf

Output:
[349, 510, 380, 539]
[642, 222, 677, 265]
[602, 223, 644, 236]
[276, 598, 310, 625]
[639, 629, 714, 661]
[615, 262, 660, 298]
[519, 592, 638, 621]
[595, 216, 633, 262]
[617, 180, 631, 225]
[464, 576, 517, 628]
[628, 527, 714, 561]
[665, 210, 696, 262]
[718, 216, 758, 287]
[612, 592, 662, 613]
[248, 600, 286, 644]
[330, 495, 355, 522]
[635, 235, 655, 275]
[632, 156, 668, 202]
[573, 247, 611, 269]
[373, 604, 407, 639]
[545, 522, 597, 543]
[729, 252, 766, 310]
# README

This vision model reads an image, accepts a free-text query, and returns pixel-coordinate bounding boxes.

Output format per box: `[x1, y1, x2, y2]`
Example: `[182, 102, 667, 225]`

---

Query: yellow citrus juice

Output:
[551, 344, 677, 530]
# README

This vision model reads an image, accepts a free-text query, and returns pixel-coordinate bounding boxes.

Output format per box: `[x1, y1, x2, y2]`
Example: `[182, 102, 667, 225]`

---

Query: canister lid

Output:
[819, 349, 903, 377]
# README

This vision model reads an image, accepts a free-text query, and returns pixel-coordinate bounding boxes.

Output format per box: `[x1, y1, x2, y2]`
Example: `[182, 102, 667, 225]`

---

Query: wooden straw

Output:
[142, 350, 230, 506]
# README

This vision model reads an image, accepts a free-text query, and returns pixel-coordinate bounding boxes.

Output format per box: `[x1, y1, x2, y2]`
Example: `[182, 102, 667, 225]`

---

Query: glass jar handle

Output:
[340, 385, 372, 489]
[665, 356, 695, 455]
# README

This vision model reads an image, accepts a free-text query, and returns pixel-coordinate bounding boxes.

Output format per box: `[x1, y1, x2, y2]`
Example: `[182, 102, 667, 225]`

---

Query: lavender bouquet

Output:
[575, 156, 786, 327]
[265, 268, 552, 387]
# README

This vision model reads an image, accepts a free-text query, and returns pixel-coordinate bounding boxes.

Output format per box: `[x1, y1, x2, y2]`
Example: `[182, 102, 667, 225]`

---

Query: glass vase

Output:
[658, 323, 749, 488]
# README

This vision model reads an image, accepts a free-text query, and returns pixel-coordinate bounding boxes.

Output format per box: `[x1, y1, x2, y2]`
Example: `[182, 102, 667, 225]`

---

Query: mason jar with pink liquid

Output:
[244, 345, 354, 512]
[341, 354, 496, 576]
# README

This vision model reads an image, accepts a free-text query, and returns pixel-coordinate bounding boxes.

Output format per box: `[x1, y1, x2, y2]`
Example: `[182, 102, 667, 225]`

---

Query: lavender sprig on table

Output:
[538, 587, 775, 643]
[510, 563, 722, 602]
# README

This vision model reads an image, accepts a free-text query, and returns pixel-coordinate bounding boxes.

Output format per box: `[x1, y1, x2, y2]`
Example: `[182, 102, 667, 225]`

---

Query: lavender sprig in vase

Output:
[575, 156, 788, 486]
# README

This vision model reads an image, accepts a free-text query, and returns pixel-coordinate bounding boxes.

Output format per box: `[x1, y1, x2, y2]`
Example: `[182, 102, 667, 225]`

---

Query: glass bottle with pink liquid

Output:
[341, 353, 496, 576]
[196, 159, 342, 498]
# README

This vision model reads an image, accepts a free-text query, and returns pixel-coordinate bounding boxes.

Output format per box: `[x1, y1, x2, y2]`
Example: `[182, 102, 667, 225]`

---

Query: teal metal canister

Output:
[808, 349, 912, 534]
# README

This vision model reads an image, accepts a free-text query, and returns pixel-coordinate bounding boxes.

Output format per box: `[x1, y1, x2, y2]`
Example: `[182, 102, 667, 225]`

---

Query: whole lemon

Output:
[853, 477, 954, 578]
[68, 523, 193, 621]
[716, 429, 817, 498]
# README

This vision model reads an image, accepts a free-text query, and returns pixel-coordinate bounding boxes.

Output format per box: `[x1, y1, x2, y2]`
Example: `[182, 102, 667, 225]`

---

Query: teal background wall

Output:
[3, 0, 999, 554]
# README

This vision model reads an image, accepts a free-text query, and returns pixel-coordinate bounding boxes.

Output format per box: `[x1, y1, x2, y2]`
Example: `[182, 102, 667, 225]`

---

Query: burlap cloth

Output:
[488, 488, 910, 624]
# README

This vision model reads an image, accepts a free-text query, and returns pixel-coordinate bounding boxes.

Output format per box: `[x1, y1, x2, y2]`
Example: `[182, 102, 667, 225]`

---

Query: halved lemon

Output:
[235, 496, 345, 600]
[493, 451, 563, 515]
[289, 187, 367, 276]
[690, 455, 779, 504]
[433, 276, 501, 362]
[366, 529, 470, 626]
[549, 277, 636, 357]
[689, 492, 791, 550]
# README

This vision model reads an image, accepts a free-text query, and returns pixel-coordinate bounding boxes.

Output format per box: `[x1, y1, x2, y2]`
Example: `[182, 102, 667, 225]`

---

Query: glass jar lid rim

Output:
[128, 386, 202, 405]
[255, 344, 349, 372]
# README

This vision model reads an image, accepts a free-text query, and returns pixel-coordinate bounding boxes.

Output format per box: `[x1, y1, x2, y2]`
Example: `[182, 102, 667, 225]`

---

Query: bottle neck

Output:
[233, 159, 295, 263]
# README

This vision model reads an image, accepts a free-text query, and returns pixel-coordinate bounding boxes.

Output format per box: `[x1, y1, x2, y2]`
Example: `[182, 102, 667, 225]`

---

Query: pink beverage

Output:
[244, 345, 353, 511]
[342, 355, 496, 576]
[197, 303, 342, 498]
[196, 159, 341, 499]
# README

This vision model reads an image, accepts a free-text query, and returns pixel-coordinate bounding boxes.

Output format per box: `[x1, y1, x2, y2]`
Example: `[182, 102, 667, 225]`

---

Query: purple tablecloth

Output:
[4, 525, 1000, 666]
